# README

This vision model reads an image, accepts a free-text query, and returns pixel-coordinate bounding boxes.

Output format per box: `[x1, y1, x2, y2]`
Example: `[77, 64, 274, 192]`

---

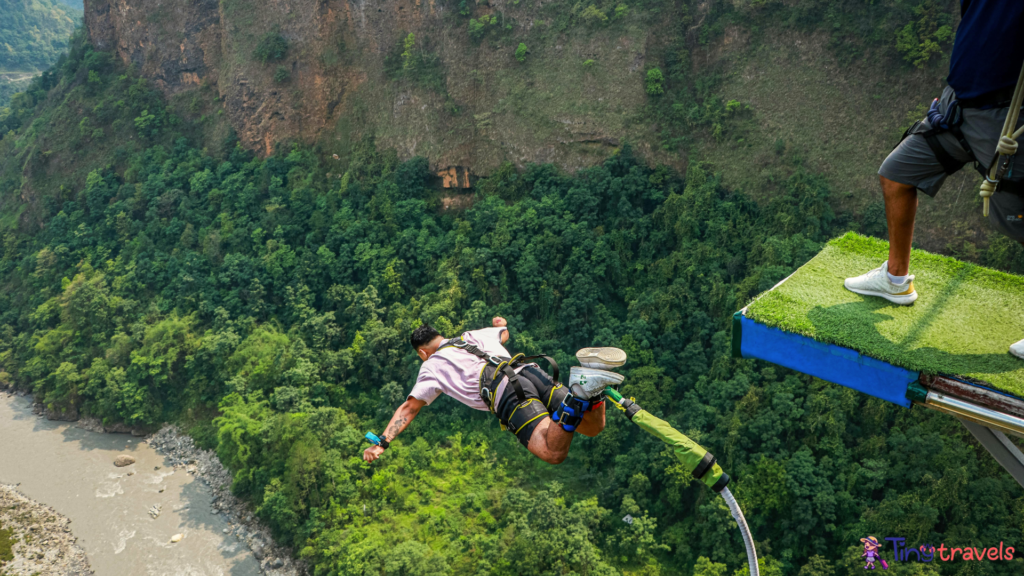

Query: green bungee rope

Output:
[603, 387, 760, 576]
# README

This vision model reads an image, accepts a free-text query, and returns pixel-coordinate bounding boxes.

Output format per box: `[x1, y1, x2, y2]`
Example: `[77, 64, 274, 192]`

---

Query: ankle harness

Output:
[551, 384, 591, 432]
[437, 338, 560, 435]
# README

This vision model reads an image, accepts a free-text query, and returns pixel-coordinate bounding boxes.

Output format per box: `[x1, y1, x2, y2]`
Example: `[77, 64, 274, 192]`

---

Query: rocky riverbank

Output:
[2, 387, 301, 575]
[142, 427, 303, 576]
[0, 484, 92, 576]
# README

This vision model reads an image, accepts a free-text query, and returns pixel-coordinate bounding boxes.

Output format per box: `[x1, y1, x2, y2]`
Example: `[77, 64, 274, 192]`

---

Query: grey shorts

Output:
[879, 85, 1024, 242]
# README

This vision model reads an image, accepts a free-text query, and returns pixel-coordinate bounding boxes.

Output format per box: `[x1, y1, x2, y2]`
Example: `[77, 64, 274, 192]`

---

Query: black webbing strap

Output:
[521, 354, 559, 385]
[439, 338, 528, 404]
[923, 130, 966, 175]
[500, 364, 526, 403]
[692, 452, 717, 480]
[437, 339, 565, 412]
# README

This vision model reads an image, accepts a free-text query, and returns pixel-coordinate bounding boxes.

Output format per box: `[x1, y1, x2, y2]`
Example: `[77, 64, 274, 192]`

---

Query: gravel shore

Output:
[2, 386, 303, 576]
[0, 484, 92, 576]
[142, 426, 304, 576]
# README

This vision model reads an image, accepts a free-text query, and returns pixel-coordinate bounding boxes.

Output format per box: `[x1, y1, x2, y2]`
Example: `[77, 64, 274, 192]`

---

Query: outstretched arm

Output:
[363, 397, 425, 462]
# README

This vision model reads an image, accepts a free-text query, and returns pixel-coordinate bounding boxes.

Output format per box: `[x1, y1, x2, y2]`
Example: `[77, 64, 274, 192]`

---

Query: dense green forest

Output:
[0, 0, 80, 72]
[1, 1, 1023, 575]
[0, 0, 81, 107]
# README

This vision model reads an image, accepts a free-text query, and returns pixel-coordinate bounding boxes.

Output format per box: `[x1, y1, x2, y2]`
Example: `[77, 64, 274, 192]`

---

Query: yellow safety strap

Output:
[517, 411, 547, 432]
[506, 399, 540, 432]
[546, 383, 562, 408]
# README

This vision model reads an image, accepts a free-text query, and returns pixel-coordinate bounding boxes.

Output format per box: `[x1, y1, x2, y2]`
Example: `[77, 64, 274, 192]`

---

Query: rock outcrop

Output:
[82, 0, 653, 174]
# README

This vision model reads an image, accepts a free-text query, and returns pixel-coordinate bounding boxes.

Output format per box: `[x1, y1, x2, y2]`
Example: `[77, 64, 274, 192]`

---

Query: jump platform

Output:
[732, 233, 1024, 485]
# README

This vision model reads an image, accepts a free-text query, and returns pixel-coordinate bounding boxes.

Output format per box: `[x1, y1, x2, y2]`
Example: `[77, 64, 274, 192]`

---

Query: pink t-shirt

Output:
[409, 327, 518, 411]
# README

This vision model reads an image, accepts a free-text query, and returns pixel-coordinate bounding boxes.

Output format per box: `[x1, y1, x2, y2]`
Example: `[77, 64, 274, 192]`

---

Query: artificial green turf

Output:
[745, 232, 1024, 397]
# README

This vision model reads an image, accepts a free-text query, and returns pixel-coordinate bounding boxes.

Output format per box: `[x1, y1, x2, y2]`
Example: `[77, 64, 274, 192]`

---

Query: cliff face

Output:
[83, 0, 653, 174]
[85, 0, 222, 90]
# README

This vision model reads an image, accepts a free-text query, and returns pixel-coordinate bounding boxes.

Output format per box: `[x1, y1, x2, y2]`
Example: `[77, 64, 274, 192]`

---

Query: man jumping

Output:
[362, 317, 624, 464]
[844, 0, 1024, 357]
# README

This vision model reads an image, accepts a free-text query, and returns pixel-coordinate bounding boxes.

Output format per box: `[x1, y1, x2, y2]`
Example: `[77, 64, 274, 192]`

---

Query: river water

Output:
[0, 393, 260, 576]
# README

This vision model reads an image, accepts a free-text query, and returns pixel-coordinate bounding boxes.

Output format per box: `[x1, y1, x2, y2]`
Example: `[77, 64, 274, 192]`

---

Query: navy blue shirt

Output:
[948, 0, 1024, 100]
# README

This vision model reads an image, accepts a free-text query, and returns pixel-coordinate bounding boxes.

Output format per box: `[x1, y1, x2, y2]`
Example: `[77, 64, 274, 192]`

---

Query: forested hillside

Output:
[0, 0, 81, 106]
[3, 0, 1024, 575]
[1, 16, 1024, 575]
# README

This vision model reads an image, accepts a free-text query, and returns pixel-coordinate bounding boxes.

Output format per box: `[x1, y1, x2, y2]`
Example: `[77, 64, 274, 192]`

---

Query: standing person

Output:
[363, 317, 626, 464]
[844, 1, 1024, 357]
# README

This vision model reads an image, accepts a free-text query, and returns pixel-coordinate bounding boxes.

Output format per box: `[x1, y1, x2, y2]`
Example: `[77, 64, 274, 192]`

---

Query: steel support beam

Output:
[959, 418, 1024, 490]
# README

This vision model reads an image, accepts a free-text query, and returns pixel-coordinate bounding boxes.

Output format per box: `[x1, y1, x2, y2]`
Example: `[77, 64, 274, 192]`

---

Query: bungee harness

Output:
[436, 337, 565, 435]
[902, 62, 1024, 214]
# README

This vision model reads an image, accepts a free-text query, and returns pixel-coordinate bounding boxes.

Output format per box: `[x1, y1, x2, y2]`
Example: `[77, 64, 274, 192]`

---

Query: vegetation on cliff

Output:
[0, 0, 81, 107]
[0, 23, 1022, 575]
[0, 0, 80, 72]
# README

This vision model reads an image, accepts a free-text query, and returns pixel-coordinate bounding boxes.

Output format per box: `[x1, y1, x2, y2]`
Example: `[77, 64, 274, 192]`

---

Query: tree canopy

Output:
[0, 14, 1021, 576]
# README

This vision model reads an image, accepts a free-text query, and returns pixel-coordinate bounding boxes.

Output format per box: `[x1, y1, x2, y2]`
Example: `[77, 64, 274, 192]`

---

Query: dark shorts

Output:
[493, 365, 567, 447]
[878, 85, 1024, 242]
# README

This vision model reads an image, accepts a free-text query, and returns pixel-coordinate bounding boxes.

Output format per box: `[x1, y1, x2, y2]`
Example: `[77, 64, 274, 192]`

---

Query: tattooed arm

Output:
[383, 398, 424, 440]
[362, 397, 425, 463]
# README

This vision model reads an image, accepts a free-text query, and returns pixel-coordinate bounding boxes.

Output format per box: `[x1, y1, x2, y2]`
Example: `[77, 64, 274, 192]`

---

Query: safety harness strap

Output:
[437, 338, 548, 408]
[921, 98, 976, 176]
[521, 355, 559, 386]
[923, 128, 971, 175]
[501, 364, 526, 403]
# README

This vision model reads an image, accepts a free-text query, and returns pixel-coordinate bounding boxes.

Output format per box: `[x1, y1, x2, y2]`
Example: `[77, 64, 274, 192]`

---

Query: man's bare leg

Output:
[576, 402, 606, 437]
[526, 404, 607, 464]
[883, 175, 919, 276]
[527, 418, 574, 464]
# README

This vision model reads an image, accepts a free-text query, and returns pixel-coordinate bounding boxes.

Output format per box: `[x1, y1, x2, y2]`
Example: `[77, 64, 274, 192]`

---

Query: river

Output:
[0, 393, 261, 576]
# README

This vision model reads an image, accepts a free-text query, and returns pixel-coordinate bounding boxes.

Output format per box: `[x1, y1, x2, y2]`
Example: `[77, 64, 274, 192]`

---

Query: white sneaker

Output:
[575, 347, 627, 370]
[844, 261, 918, 306]
[1011, 338, 1024, 360]
[568, 367, 625, 398]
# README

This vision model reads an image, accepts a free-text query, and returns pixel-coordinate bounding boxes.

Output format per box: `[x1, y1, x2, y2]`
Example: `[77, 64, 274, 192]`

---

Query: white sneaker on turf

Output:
[1011, 338, 1024, 360]
[575, 347, 627, 370]
[844, 261, 918, 306]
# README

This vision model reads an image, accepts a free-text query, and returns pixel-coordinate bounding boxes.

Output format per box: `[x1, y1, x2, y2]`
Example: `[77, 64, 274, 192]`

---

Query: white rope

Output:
[981, 60, 1024, 216]
[721, 487, 759, 576]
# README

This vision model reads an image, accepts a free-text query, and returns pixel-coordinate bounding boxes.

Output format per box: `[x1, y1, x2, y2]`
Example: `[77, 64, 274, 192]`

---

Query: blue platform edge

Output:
[732, 311, 918, 408]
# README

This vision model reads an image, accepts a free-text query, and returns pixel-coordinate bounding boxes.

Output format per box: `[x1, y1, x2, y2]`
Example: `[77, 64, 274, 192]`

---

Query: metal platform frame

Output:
[960, 419, 1024, 488]
[733, 311, 1024, 490]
